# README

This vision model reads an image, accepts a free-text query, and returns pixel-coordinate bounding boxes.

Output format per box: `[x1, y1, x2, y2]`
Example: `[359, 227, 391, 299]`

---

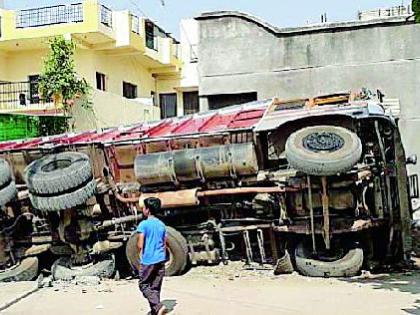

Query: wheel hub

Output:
[303, 132, 344, 152]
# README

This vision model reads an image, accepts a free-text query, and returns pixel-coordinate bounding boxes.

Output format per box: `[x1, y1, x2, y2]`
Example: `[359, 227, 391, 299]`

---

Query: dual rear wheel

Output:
[125, 226, 189, 277]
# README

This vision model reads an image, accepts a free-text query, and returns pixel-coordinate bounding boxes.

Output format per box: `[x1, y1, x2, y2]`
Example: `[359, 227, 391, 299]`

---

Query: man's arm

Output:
[137, 233, 144, 254]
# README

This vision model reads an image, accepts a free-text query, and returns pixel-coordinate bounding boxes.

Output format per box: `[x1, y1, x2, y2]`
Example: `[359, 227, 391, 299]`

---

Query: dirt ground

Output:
[1, 261, 419, 315]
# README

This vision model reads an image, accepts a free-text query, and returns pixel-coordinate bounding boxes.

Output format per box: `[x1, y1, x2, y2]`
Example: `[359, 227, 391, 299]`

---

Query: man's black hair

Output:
[143, 197, 162, 215]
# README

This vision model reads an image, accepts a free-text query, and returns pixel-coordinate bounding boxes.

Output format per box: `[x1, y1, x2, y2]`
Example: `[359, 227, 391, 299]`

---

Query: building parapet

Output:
[358, 5, 412, 21]
[196, 10, 414, 36]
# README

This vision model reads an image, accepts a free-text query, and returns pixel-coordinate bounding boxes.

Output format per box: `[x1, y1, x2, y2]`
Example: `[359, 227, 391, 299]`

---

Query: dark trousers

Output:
[139, 262, 165, 315]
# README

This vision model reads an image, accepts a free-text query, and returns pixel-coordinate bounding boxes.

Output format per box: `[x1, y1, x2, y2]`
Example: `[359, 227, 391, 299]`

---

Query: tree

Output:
[39, 36, 92, 121]
[413, 0, 420, 23]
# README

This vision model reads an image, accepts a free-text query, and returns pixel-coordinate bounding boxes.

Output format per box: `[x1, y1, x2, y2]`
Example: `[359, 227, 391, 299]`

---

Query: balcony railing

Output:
[173, 43, 180, 59]
[16, 3, 83, 28]
[131, 14, 140, 34]
[358, 5, 412, 21]
[100, 4, 112, 28]
[0, 81, 49, 109]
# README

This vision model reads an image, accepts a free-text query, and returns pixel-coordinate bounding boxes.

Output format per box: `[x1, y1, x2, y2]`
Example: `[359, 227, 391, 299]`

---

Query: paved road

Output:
[0, 264, 419, 315]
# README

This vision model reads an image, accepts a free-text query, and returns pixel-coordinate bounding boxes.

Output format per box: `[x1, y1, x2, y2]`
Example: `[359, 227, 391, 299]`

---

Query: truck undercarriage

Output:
[0, 91, 417, 281]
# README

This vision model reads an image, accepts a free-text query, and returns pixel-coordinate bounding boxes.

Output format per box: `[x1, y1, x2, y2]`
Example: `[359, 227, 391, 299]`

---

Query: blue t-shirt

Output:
[136, 217, 167, 266]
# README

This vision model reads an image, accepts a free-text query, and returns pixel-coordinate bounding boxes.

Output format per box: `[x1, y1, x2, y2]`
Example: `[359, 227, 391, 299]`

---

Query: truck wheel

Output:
[29, 179, 96, 212]
[126, 226, 189, 276]
[24, 152, 93, 195]
[51, 255, 115, 280]
[295, 241, 363, 277]
[0, 181, 17, 207]
[0, 158, 12, 187]
[285, 126, 362, 176]
[0, 257, 39, 282]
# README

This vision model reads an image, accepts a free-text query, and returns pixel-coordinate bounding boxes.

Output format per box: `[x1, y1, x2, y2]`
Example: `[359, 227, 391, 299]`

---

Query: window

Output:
[96, 72, 106, 91]
[183, 91, 199, 115]
[28, 75, 40, 104]
[208, 92, 257, 110]
[123, 82, 137, 99]
[159, 93, 177, 119]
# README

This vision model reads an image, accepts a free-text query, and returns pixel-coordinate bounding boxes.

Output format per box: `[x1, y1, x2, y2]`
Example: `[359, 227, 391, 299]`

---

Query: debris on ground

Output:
[273, 251, 294, 275]
[74, 276, 101, 286]
[183, 261, 279, 280]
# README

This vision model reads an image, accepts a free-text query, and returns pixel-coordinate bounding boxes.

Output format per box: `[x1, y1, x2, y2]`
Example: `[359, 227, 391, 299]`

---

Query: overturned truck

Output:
[0, 91, 417, 280]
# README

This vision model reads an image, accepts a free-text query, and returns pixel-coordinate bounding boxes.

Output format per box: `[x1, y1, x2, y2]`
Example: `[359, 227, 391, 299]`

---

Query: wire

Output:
[128, 0, 150, 18]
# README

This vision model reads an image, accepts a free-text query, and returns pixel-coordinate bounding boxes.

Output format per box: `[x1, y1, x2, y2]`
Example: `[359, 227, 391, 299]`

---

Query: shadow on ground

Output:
[342, 268, 420, 315]
[162, 299, 177, 313]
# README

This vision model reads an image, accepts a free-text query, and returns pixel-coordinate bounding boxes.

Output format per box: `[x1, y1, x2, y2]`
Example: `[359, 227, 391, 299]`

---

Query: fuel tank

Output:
[134, 143, 258, 186]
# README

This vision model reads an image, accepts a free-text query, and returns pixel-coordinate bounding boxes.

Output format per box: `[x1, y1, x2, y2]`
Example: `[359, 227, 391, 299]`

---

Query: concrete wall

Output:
[72, 89, 159, 131]
[180, 19, 199, 89]
[196, 12, 420, 175]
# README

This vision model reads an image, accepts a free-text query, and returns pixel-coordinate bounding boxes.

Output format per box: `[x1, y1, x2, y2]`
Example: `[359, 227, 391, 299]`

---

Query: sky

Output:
[5, 0, 408, 38]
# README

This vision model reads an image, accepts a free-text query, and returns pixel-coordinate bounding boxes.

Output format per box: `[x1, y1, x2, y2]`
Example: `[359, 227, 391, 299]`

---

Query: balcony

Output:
[16, 3, 84, 29]
[131, 14, 140, 35]
[0, 81, 53, 111]
[99, 4, 112, 28]
[0, 0, 115, 47]
[0, 1, 181, 71]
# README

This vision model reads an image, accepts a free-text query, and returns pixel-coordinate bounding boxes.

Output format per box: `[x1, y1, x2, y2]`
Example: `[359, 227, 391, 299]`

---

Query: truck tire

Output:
[0, 257, 39, 282]
[126, 226, 189, 276]
[285, 126, 362, 176]
[295, 242, 363, 277]
[51, 255, 115, 281]
[29, 179, 96, 212]
[24, 152, 93, 195]
[0, 181, 17, 207]
[0, 158, 12, 187]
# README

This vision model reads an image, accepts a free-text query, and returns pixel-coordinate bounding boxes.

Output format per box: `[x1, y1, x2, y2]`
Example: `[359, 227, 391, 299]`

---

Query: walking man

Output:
[137, 197, 167, 315]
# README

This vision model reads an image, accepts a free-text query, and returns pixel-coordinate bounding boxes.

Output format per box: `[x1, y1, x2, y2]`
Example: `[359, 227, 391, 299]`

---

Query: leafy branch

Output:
[39, 36, 92, 115]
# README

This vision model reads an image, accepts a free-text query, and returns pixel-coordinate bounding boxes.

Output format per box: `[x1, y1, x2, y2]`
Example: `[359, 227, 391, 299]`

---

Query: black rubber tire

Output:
[0, 257, 39, 282]
[295, 242, 363, 277]
[24, 152, 93, 195]
[0, 158, 12, 188]
[0, 181, 17, 207]
[51, 255, 115, 281]
[285, 126, 362, 176]
[126, 226, 189, 276]
[29, 179, 96, 212]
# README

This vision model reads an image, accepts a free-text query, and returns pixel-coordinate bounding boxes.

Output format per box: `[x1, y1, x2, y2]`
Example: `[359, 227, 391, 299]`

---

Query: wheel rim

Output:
[303, 132, 344, 153]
